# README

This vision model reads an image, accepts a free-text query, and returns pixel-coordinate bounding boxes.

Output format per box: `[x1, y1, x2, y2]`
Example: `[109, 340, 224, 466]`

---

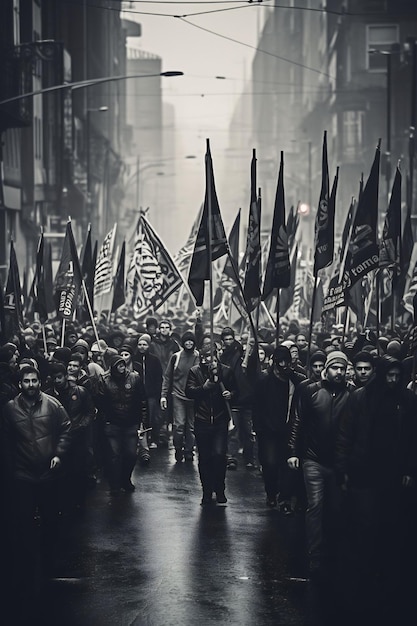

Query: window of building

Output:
[343, 111, 364, 159]
[367, 24, 399, 71]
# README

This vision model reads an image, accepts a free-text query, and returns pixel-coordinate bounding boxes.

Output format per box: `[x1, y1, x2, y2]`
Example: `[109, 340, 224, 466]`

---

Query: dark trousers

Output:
[172, 396, 195, 455]
[7, 479, 62, 599]
[257, 432, 292, 500]
[303, 459, 342, 564]
[148, 397, 162, 445]
[194, 419, 228, 496]
[228, 407, 255, 465]
[103, 423, 138, 490]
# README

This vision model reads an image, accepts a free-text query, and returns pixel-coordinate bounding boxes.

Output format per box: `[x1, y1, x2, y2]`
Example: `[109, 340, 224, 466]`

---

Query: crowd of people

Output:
[1, 310, 417, 606]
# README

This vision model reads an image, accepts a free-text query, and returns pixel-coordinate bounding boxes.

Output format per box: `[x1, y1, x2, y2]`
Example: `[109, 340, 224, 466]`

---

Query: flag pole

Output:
[376, 271, 381, 354]
[275, 289, 280, 345]
[342, 306, 350, 348]
[82, 279, 101, 348]
[206, 139, 215, 354]
[307, 275, 319, 367]
[61, 317, 66, 348]
[41, 323, 48, 357]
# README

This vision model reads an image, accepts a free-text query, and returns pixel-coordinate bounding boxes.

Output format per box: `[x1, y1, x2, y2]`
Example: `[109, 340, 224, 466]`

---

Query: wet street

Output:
[3, 445, 416, 626]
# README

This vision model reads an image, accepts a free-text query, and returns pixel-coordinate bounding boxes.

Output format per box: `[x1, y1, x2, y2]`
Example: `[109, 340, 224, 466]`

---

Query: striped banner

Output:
[94, 225, 117, 299]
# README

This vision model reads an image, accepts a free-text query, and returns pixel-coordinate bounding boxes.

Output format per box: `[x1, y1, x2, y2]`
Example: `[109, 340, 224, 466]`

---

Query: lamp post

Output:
[86, 105, 108, 223]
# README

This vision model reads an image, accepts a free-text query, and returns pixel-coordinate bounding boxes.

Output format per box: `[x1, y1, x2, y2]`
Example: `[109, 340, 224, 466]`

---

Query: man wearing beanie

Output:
[96, 354, 148, 494]
[288, 349, 351, 578]
[161, 331, 199, 462]
[0, 344, 19, 419]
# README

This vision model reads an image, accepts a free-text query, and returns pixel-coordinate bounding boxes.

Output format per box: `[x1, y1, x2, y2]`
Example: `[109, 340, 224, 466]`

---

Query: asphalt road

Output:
[3, 445, 415, 626]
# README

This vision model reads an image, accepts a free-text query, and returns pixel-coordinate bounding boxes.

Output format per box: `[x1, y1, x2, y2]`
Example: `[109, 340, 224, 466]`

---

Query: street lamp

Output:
[86, 106, 108, 223]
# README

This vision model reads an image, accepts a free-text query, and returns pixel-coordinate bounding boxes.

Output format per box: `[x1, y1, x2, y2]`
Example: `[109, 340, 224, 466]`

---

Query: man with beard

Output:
[186, 345, 237, 506]
[46, 363, 95, 511]
[288, 351, 351, 577]
[253, 345, 305, 511]
[335, 356, 417, 603]
[160, 331, 199, 462]
[2, 366, 71, 599]
[97, 355, 148, 494]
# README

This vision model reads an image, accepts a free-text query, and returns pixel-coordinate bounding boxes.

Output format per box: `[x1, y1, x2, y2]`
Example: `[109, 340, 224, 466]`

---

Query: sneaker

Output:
[266, 497, 277, 508]
[149, 442, 158, 449]
[216, 492, 228, 506]
[245, 462, 255, 470]
[175, 449, 184, 463]
[227, 460, 237, 471]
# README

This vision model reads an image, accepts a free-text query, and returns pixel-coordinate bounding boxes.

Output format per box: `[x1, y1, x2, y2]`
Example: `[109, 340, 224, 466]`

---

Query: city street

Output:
[3, 445, 414, 626]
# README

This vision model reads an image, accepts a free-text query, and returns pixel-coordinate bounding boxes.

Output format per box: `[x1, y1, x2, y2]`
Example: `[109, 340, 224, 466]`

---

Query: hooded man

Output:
[161, 331, 199, 462]
[97, 354, 148, 493]
[288, 350, 351, 577]
[335, 356, 417, 595]
[186, 344, 237, 506]
[253, 345, 306, 511]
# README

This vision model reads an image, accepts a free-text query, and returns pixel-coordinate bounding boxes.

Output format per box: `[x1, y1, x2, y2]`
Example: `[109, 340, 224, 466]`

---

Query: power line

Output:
[179, 17, 334, 79]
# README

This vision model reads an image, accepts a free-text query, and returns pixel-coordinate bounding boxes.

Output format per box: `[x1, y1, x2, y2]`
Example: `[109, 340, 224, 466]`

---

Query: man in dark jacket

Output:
[219, 327, 255, 470]
[2, 366, 72, 596]
[335, 355, 417, 594]
[186, 344, 237, 506]
[97, 354, 148, 493]
[133, 334, 163, 448]
[253, 345, 305, 511]
[288, 350, 351, 576]
[46, 362, 96, 510]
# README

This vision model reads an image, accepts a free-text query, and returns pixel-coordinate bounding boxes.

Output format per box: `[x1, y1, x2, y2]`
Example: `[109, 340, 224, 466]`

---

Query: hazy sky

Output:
[122, 1, 269, 151]
[121, 1, 273, 248]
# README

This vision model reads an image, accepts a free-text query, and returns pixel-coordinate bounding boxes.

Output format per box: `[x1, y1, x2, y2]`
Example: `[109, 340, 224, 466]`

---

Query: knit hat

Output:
[272, 345, 291, 364]
[52, 347, 72, 365]
[181, 331, 196, 346]
[0, 345, 16, 363]
[138, 333, 151, 345]
[46, 337, 58, 347]
[49, 361, 67, 376]
[72, 338, 90, 353]
[145, 317, 158, 328]
[108, 354, 125, 370]
[325, 350, 348, 370]
[221, 327, 235, 340]
[310, 350, 326, 365]
[119, 343, 134, 355]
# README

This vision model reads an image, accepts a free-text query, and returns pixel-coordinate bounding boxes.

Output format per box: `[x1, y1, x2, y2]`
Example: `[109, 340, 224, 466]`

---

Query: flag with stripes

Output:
[94, 225, 117, 300]
[127, 215, 183, 319]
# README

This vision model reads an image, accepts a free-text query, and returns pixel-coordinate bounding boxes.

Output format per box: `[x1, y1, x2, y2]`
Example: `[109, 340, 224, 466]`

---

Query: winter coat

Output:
[45, 382, 96, 432]
[2, 391, 72, 483]
[288, 378, 351, 467]
[133, 352, 163, 399]
[149, 336, 180, 372]
[161, 349, 200, 402]
[253, 368, 305, 436]
[185, 362, 237, 424]
[96, 368, 148, 428]
[335, 377, 417, 487]
[219, 341, 254, 408]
